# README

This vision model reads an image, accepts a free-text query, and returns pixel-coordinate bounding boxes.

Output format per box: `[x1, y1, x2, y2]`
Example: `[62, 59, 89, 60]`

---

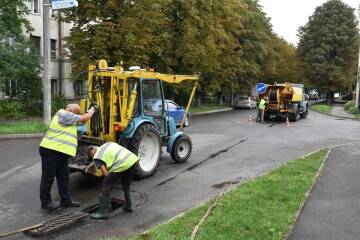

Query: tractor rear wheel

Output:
[170, 134, 192, 163]
[128, 124, 162, 179]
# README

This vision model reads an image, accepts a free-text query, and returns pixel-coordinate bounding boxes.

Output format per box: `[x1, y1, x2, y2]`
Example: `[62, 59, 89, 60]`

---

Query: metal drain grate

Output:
[25, 212, 89, 236]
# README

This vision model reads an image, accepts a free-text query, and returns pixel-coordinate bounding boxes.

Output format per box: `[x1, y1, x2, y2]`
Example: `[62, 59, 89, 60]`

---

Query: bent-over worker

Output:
[87, 142, 140, 219]
[39, 103, 95, 210]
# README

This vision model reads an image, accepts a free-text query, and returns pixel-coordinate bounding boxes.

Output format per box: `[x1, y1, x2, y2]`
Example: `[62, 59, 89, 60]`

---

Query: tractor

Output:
[68, 60, 199, 179]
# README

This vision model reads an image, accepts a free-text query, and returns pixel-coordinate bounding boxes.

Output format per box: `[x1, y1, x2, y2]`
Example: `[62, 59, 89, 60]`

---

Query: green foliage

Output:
[297, 0, 359, 93]
[0, 120, 48, 134]
[344, 100, 360, 114]
[0, 0, 42, 103]
[51, 94, 68, 115]
[0, 100, 26, 120]
[62, 0, 299, 106]
[310, 104, 333, 113]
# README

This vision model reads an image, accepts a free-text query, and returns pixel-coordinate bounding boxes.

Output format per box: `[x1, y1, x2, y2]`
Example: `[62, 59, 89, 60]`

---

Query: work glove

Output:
[88, 106, 96, 114]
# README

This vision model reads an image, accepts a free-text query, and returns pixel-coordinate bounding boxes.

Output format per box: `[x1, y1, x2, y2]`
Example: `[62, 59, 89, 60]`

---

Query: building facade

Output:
[26, 0, 77, 99]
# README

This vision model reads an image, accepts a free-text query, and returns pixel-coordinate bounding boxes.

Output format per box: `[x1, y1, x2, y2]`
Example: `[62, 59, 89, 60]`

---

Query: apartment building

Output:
[26, 0, 79, 99]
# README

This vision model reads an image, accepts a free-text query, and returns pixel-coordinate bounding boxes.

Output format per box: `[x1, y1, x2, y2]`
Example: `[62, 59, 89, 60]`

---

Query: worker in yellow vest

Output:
[39, 103, 95, 210]
[256, 97, 268, 123]
[87, 142, 140, 219]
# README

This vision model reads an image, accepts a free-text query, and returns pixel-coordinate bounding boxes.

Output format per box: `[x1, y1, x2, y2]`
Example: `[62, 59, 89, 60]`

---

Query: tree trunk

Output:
[195, 90, 201, 107]
[326, 91, 334, 105]
[217, 92, 223, 106]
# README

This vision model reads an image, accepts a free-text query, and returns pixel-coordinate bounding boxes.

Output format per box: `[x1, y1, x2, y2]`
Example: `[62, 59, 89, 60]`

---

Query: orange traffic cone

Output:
[285, 116, 290, 127]
[248, 115, 252, 123]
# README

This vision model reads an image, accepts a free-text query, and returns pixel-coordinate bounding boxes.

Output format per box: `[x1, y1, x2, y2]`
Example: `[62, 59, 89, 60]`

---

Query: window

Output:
[74, 81, 83, 98]
[51, 79, 57, 94]
[30, 35, 41, 55]
[51, 39, 56, 59]
[142, 79, 163, 117]
[27, 0, 39, 14]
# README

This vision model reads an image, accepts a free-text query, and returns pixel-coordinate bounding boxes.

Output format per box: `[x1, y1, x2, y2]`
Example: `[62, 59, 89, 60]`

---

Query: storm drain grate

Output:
[25, 212, 89, 236]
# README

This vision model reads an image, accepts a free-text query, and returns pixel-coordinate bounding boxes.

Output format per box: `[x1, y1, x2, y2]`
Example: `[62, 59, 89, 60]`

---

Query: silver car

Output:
[234, 96, 257, 109]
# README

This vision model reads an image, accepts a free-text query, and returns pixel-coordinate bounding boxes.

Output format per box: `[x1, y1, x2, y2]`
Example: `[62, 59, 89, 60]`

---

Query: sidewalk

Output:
[288, 104, 360, 240]
[288, 142, 360, 240]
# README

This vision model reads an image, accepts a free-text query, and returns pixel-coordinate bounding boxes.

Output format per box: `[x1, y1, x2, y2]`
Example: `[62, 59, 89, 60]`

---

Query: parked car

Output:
[164, 100, 190, 127]
[309, 94, 319, 101]
[234, 96, 257, 109]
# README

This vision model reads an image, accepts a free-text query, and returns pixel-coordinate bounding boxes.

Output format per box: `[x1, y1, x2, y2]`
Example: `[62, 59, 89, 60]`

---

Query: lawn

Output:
[0, 120, 48, 135]
[310, 104, 332, 113]
[125, 149, 328, 240]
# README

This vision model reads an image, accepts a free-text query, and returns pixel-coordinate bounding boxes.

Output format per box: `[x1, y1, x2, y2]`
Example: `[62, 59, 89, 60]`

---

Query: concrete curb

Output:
[309, 107, 359, 120]
[0, 109, 234, 140]
[191, 108, 233, 115]
[0, 133, 44, 140]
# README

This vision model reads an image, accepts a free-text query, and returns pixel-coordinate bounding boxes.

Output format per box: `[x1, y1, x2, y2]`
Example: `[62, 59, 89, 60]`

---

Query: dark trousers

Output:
[39, 146, 72, 205]
[101, 165, 136, 196]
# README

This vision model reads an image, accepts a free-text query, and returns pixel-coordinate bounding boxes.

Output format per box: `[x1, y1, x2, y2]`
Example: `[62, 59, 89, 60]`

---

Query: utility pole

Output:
[43, 0, 51, 126]
[356, 5, 360, 108]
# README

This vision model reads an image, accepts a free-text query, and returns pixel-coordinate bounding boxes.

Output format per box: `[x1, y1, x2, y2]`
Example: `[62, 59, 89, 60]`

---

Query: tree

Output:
[0, 0, 42, 105]
[297, 0, 359, 103]
[63, 0, 170, 72]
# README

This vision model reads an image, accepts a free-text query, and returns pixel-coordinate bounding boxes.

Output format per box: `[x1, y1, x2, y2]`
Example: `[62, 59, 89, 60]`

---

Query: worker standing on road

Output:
[39, 103, 96, 210]
[257, 97, 267, 123]
[87, 142, 140, 219]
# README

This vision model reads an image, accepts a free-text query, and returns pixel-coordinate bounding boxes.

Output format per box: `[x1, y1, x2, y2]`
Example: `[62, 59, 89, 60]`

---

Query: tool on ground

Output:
[0, 224, 44, 238]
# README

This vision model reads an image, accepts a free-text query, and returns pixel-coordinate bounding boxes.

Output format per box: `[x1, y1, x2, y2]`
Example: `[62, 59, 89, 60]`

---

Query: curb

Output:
[0, 109, 234, 140]
[192, 108, 233, 115]
[0, 133, 45, 140]
[309, 107, 359, 120]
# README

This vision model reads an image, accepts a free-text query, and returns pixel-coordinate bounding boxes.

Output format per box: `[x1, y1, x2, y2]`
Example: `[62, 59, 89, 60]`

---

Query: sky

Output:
[258, 0, 359, 46]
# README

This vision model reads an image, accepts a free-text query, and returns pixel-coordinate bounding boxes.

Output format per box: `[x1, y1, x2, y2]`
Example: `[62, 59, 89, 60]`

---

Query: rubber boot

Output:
[90, 194, 110, 219]
[123, 189, 133, 212]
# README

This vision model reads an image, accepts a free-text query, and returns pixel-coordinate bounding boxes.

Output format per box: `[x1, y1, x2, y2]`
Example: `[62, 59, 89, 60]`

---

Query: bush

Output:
[0, 100, 27, 120]
[344, 100, 360, 114]
[51, 94, 68, 115]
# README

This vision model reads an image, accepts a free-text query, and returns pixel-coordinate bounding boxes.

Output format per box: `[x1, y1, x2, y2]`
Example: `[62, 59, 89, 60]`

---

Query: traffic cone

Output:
[248, 115, 252, 123]
[285, 116, 290, 127]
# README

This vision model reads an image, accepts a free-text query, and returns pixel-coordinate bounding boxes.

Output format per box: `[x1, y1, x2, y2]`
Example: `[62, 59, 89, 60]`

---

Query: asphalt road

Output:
[1, 109, 360, 239]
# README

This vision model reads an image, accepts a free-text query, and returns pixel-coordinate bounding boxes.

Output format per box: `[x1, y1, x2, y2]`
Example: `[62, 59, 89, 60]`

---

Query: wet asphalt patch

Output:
[154, 138, 247, 189]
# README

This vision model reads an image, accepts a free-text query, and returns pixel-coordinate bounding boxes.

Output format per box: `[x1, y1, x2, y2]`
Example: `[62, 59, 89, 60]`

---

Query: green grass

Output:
[310, 104, 332, 113]
[0, 120, 48, 135]
[189, 105, 232, 113]
[128, 149, 327, 240]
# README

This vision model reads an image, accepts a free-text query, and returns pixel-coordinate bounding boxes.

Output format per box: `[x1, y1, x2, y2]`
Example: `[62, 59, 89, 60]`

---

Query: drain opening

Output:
[82, 198, 125, 214]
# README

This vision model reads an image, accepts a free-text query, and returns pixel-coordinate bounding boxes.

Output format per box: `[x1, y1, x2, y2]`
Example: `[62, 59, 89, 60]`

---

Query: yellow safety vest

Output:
[40, 110, 78, 156]
[259, 99, 266, 110]
[94, 142, 139, 173]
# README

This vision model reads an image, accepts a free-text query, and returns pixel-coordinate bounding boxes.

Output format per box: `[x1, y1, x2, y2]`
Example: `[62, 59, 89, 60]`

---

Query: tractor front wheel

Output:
[128, 124, 162, 179]
[170, 134, 192, 163]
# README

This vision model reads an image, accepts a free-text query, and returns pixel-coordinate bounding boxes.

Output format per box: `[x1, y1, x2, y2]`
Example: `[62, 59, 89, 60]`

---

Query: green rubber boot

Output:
[90, 194, 110, 219]
[123, 189, 133, 212]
